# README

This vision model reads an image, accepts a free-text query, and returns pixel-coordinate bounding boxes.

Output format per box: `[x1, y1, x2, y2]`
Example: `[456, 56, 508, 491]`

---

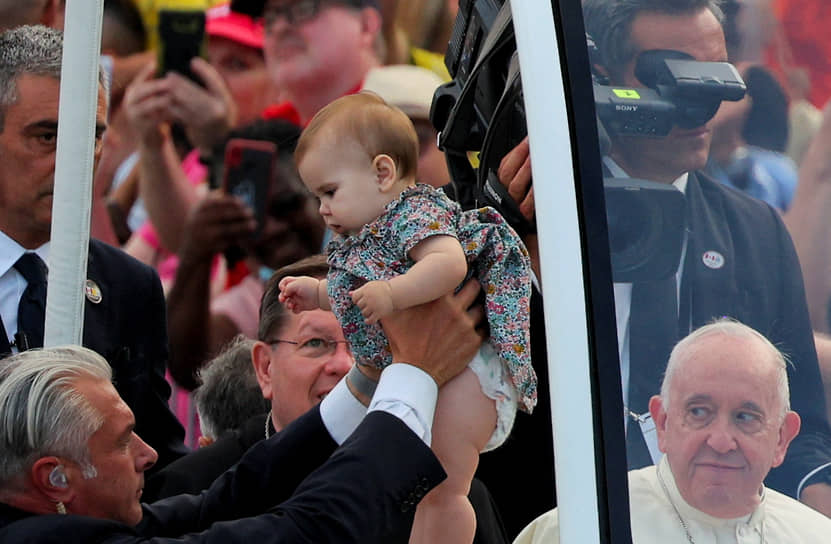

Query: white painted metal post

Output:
[44, 0, 106, 346]
[511, 2, 602, 542]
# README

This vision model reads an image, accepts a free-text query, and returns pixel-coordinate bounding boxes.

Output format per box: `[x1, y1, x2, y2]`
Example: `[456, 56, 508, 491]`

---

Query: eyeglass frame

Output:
[261, 0, 366, 27]
[266, 337, 351, 357]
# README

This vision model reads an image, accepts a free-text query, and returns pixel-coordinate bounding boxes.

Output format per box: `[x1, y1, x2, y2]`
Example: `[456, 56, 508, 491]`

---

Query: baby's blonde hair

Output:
[295, 91, 419, 181]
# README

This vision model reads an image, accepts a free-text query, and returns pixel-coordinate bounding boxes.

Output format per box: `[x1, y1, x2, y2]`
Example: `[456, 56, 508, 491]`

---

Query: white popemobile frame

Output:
[44, 0, 105, 347]
[512, 2, 603, 542]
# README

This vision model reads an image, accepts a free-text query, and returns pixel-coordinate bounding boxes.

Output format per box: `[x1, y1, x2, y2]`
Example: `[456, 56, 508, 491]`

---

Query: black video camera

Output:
[591, 40, 746, 138]
[431, 0, 745, 281]
[431, 0, 525, 230]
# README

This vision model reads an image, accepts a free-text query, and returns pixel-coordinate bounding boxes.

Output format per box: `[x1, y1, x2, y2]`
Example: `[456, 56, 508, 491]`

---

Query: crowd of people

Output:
[4, 0, 831, 542]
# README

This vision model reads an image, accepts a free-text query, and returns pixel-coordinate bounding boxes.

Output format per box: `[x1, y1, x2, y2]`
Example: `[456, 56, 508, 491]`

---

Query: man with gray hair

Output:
[0, 345, 158, 527]
[0, 24, 186, 470]
[0, 276, 484, 541]
[194, 335, 269, 447]
[515, 319, 831, 542]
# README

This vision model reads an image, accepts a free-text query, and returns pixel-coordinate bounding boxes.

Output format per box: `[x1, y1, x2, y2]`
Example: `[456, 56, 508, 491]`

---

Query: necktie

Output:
[14, 253, 48, 350]
[626, 275, 678, 468]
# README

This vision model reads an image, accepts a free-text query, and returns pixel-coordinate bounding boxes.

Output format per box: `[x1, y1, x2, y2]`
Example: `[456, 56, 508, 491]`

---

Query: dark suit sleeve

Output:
[126, 409, 444, 542]
[0, 411, 444, 543]
[764, 209, 831, 495]
[142, 414, 264, 502]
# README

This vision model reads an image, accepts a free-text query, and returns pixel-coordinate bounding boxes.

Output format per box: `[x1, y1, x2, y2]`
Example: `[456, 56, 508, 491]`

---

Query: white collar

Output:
[656, 456, 765, 532]
[0, 231, 50, 277]
[602, 156, 689, 194]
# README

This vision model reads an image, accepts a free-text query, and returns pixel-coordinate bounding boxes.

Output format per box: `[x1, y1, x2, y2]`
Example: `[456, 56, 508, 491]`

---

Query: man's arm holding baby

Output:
[352, 235, 468, 324]
[321, 278, 486, 445]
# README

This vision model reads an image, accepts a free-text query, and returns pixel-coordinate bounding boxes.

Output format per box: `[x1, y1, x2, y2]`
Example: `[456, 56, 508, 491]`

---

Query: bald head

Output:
[660, 319, 791, 419]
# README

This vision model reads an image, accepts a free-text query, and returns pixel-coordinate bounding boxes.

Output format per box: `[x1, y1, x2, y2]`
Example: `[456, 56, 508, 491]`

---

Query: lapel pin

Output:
[701, 250, 725, 270]
[85, 279, 102, 304]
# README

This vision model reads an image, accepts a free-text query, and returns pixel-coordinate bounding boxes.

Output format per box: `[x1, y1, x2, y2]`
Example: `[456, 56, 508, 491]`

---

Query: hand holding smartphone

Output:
[222, 138, 277, 240]
[157, 8, 207, 83]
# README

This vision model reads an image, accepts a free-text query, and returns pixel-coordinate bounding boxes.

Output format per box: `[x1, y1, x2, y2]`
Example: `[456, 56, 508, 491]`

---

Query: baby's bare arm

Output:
[388, 235, 468, 310]
[316, 278, 330, 310]
[278, 276, 331, 312]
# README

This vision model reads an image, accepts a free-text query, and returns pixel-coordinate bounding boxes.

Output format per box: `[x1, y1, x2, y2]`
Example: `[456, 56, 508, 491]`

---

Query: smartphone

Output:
[222, 138, 278, 240]
[157, 9, 207, 82]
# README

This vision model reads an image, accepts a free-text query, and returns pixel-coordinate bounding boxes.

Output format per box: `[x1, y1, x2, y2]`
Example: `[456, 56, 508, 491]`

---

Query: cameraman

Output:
[497, 0, 831, 517]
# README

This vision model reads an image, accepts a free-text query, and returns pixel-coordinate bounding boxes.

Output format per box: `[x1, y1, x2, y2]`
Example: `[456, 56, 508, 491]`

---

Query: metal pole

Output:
[44, 0, 105, 346]
[511, 2, 602, 542]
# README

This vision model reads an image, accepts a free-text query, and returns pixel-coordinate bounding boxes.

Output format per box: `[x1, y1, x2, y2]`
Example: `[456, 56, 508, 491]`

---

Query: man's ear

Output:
[648, 395, 669, 453]
[39, 0, 64, 30]
[772, 411, 801, 468]
[592, 63, 611, 85]
[30, 457, 73, 504]
[373, 154, 398, 193]
[358, 7, 383, 48]
[251, 341, 274, 401]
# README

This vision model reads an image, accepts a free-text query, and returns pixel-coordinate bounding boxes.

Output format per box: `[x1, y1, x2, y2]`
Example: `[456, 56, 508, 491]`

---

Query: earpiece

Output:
[49, 466, 67, 488]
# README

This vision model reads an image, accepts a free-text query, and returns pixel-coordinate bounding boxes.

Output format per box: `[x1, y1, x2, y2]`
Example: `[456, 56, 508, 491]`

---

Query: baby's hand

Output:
[351, 281, 394, 324]
[278, 276, 322, 313]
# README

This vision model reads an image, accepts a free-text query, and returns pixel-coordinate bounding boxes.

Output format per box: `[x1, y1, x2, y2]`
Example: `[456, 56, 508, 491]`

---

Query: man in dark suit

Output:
[0, 268, 484, 541]
[0, 24, 186, 469]
[490, 0, 831, 524]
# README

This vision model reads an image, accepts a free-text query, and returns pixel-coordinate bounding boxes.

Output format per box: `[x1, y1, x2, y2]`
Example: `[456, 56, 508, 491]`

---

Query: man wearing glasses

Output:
[145, 256, 350, 499]
[232, 0, 384, 124]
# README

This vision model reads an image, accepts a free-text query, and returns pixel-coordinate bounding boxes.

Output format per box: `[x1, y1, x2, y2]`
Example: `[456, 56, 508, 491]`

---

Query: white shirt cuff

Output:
[369, 363, 438, 445]
[320, 376, 367, 445]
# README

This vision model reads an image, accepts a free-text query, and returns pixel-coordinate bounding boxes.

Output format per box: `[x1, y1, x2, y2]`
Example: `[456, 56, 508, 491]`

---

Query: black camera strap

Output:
[478, 50, 536, 236]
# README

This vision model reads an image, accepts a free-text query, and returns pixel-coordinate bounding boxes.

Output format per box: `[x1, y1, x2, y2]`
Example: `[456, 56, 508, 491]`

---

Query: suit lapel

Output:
[81, 242, 114, 355]
[683, 173, 739, 333]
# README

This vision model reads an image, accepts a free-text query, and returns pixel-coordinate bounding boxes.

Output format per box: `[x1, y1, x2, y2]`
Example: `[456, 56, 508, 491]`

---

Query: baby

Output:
[279, 92, 536, 543]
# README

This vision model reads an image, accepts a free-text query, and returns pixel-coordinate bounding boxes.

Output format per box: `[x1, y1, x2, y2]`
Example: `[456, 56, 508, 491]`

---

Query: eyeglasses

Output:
[262, 0, 364, 27]
[268, 337, 351, 358]
[262, 0, 330, 26]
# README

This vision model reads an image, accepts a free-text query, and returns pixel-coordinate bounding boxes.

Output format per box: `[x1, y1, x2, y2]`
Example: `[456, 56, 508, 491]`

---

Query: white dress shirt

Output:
[0, 231, 49, 350]
[320, 363, 438, 446]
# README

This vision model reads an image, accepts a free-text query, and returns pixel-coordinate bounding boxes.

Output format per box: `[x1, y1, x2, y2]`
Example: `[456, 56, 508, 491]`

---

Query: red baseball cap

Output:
[207, 3, 264, 50]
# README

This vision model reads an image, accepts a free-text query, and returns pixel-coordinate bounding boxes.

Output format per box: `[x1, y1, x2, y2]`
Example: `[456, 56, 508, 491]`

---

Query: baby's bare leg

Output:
[409, 368, 498, 544]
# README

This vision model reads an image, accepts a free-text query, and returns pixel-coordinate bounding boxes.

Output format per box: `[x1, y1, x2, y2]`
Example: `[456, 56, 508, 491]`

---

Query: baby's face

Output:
[298, 139, 394, 236]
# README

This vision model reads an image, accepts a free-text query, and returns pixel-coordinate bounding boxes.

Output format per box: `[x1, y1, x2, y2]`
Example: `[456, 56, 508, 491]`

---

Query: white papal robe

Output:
[514, 456, 831, 543]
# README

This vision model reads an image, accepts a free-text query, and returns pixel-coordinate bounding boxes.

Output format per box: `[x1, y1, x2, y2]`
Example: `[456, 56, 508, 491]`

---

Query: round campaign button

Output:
[701, 250, 725, 270]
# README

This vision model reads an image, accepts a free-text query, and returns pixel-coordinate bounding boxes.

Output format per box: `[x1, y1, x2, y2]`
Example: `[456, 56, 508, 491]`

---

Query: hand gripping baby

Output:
[279, 92, 536, 544]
